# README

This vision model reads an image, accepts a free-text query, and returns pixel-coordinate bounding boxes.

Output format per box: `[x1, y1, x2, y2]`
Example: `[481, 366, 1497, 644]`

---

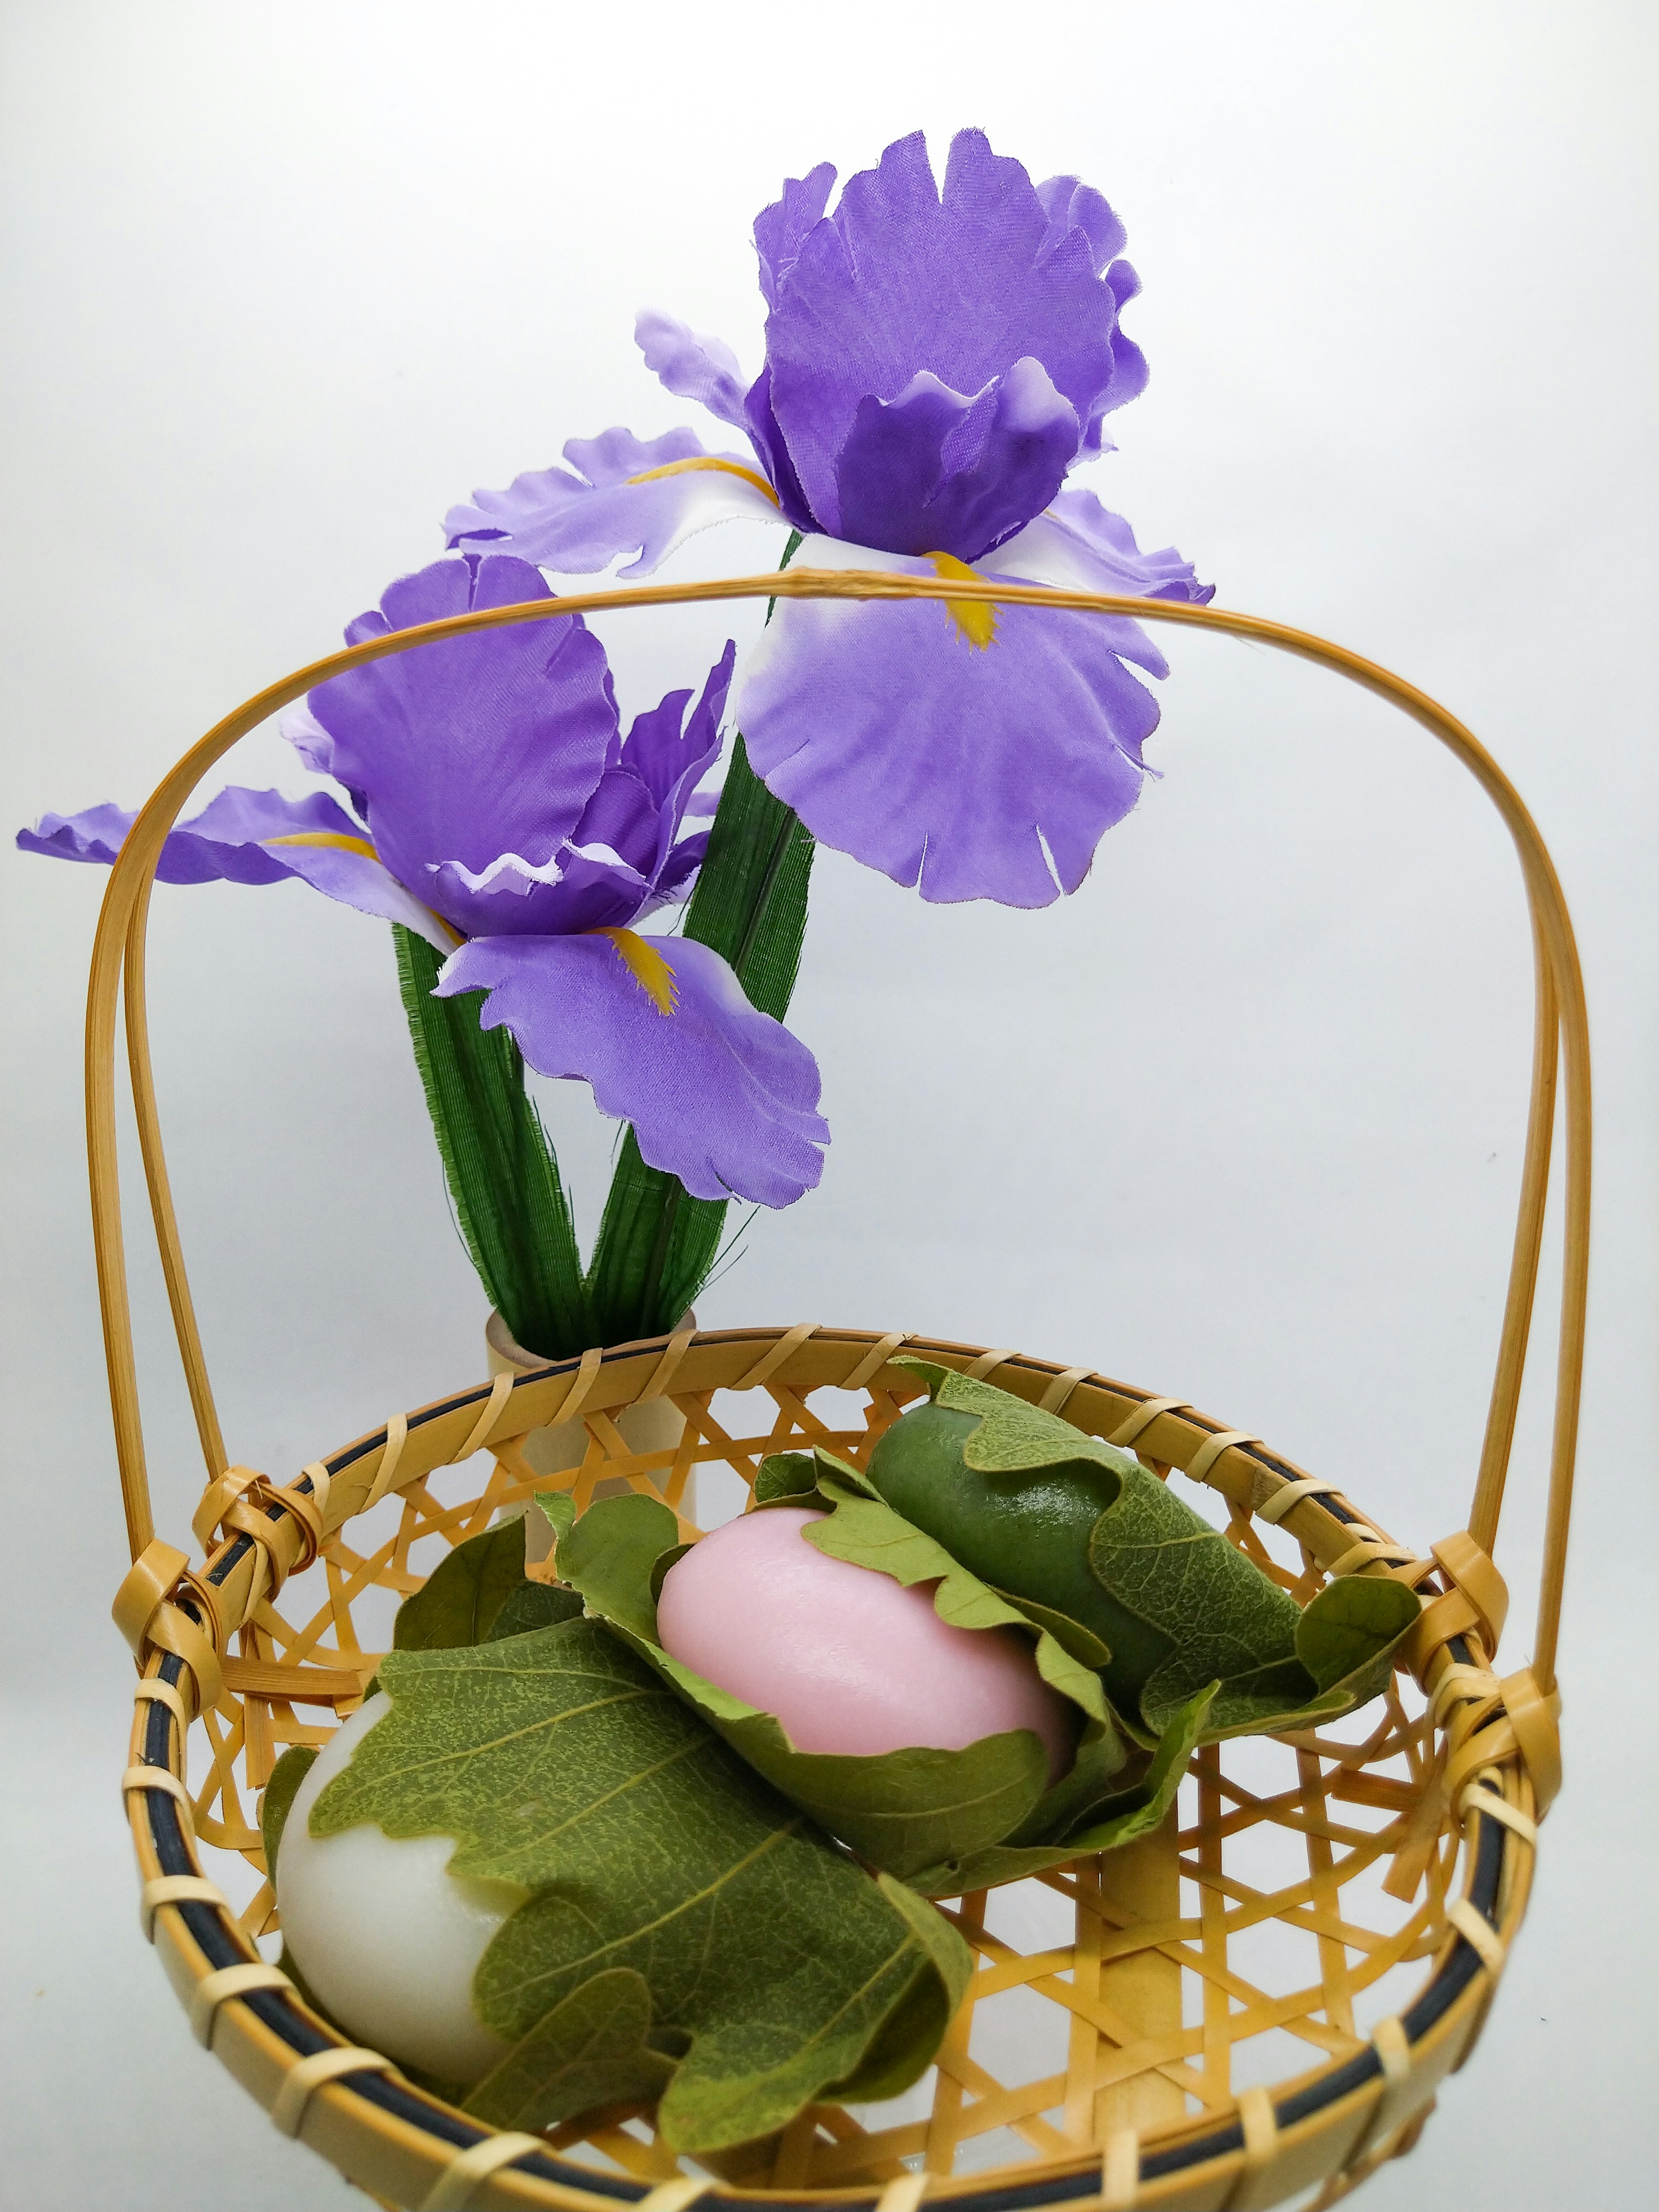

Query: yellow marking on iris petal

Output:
[268, 830, 462, 945]
[593, 926, 678, 1015]
[928, 552, 998, 649]
[626, 455, 781, 505]
[267, 830, 381, 861]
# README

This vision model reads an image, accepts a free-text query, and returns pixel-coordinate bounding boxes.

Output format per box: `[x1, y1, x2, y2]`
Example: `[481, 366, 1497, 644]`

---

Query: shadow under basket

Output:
[95, 569, 1584, 2212]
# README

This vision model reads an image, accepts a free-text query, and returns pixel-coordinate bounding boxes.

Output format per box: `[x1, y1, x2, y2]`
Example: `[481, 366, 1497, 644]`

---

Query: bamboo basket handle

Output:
[85, 571, 1590, 1692]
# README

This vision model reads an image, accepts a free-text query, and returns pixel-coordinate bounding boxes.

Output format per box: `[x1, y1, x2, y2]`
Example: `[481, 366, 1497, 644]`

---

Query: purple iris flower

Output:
[19, 554, 828, 1207]
[445, 128, 1213, 908]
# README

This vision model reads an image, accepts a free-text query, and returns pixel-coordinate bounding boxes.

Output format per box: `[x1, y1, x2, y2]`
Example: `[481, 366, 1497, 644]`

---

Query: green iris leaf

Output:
[394, 923, 594, 1360]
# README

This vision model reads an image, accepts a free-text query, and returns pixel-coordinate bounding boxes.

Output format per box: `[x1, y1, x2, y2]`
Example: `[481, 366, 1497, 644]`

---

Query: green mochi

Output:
[868, 1362, 1420, 1741]
[867, 1395, 1172, 1724]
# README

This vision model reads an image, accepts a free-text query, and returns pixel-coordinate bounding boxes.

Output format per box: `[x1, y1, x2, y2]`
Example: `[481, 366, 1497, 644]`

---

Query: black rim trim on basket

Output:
[208, 1335, 1367, 1599]
[140, 1341, 1505, 2205]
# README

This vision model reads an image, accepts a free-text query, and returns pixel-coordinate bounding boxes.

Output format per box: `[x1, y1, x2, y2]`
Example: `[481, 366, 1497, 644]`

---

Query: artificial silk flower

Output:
[445, 127, 1213, 908]
[18, 554, 828, 1207]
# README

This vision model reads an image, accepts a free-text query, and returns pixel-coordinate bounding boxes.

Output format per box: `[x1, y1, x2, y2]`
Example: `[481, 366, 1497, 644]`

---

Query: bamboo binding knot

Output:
[1434, 1659, 1561, 1825]
[137, 1872, 229, 1942]
[417, 2131, 548, 2212]
[269, 2044, 396, 2139]
[112, 1538, 225, 1720]
[191, 1463, 324, 1608]
[1403, 1530, 1511, 1681]
[1226, 2085, 1282, 2210]
[1405, 1534, 1560, 1806]
[1100, 2129, 1141, 2210]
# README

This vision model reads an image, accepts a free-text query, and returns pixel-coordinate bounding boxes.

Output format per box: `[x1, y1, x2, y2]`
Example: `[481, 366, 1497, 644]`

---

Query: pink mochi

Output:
[655, 1506, 1076, 1782]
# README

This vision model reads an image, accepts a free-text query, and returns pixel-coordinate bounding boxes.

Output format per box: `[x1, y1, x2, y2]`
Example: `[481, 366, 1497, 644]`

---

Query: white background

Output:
[2, 3, 1654, 2206]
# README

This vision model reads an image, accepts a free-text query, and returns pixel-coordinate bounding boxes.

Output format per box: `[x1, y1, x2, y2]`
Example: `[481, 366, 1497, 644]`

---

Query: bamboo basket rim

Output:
[89, 570, 1587, 2209]
[122, 1324, 1543, 2210]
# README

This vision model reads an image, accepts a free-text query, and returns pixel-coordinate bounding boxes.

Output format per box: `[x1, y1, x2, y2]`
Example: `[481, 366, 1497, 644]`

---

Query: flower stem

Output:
[393, 924, 595, 1358]
[586, 536, 817, 1340]
[398, 531, 816, 1357]
[584, 734, 817, 1341]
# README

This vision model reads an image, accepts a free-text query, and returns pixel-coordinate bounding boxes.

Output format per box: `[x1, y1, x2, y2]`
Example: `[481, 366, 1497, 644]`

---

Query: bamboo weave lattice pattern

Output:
[121, 1328, 1549, 2212]
[94, 573, 1585, 2210]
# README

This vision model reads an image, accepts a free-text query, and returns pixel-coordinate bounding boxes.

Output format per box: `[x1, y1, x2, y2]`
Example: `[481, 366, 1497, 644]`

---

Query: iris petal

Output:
[761, 130, 1122, 548]
[734, 537, 1161, 909]
[634, 311, 752, 430]
[994, 489, 1214, 614]
[16, 786, 453, 948]
[435, 934, 827, 1207]
[445, 426, 786, 578]
[833, 358, 1078, 563]
[305, 557, 618, 927]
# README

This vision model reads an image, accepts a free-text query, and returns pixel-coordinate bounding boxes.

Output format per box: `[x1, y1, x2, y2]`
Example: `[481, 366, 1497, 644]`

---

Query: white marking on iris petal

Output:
[990, 510, 1147, 596]
[609, 466, 792, 578]
[436, 849, 569, 894]
[562, 840, 649, 880]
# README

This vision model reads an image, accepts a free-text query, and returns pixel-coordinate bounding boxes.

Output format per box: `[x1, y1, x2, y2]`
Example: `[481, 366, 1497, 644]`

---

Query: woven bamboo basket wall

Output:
[93, 570, 1584, 2212]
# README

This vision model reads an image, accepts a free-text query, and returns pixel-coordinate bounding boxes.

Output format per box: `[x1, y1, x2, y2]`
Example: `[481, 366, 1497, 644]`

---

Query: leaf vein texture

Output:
[321, 1615, 969, 2152]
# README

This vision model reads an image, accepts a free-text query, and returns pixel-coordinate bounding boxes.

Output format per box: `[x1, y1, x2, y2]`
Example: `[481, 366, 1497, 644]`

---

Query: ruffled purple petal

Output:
[19, 786, 344, 879]
[635, 311, 750, 430]
[995, 488, 1214, 612]
[569, 770, 661, 874]
[833, 357, 1079, 562]
[1076, 261, 1150, 455]
[763, 130, 1121, 545]
[733, 537, 1162, 909]
[1030, 175, 1147, 447]
[305, 555, 618, 927]
[616, 639, 733, 811]
[418, 637, 734, 938]
[637, 640, 732, 881]
[753, 160, 837, 309]
[653, 830, 708, 902]
[741, 367, 818, 532]
[435, 933, 827, 1206]
[20, 801, 188, 874]
[1036, 175, 1128, 275]
[444, 425, 785, 577]
[427, 844, 650, 938]
[16, 785, 451, 947]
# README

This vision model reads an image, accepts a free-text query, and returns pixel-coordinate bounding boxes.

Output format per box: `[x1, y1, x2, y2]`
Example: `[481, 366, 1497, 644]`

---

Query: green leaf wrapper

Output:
[392, 1517, 587, 1655]
[260, 1743, 318, 1879]
[308, 1618, 969, 2152]
[539, 1458, 1206, 1894]
[873, 1360, 1420, 1742]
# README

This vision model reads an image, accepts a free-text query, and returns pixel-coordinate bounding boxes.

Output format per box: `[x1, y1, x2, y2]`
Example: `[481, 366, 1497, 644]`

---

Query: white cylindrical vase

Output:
[485, 1310, 694, 1564]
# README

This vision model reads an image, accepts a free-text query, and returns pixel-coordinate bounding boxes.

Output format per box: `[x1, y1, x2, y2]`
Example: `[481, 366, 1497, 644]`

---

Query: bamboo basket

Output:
[95, 569, 1583, 2212]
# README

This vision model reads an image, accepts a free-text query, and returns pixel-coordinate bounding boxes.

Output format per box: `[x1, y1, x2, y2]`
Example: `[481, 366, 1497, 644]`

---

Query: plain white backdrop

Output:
[2, 3, 1654, 2206]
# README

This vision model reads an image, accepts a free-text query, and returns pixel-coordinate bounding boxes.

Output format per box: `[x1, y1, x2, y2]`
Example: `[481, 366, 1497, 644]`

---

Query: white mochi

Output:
[274, 1692, 525, 2083]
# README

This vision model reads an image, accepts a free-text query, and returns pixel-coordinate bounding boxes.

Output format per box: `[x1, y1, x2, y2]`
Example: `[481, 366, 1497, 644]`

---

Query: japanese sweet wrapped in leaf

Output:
[267, 1521, 972, 2154]
[541, 1462, 1216, 1898]
[866, 1360, 1421, 1742]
